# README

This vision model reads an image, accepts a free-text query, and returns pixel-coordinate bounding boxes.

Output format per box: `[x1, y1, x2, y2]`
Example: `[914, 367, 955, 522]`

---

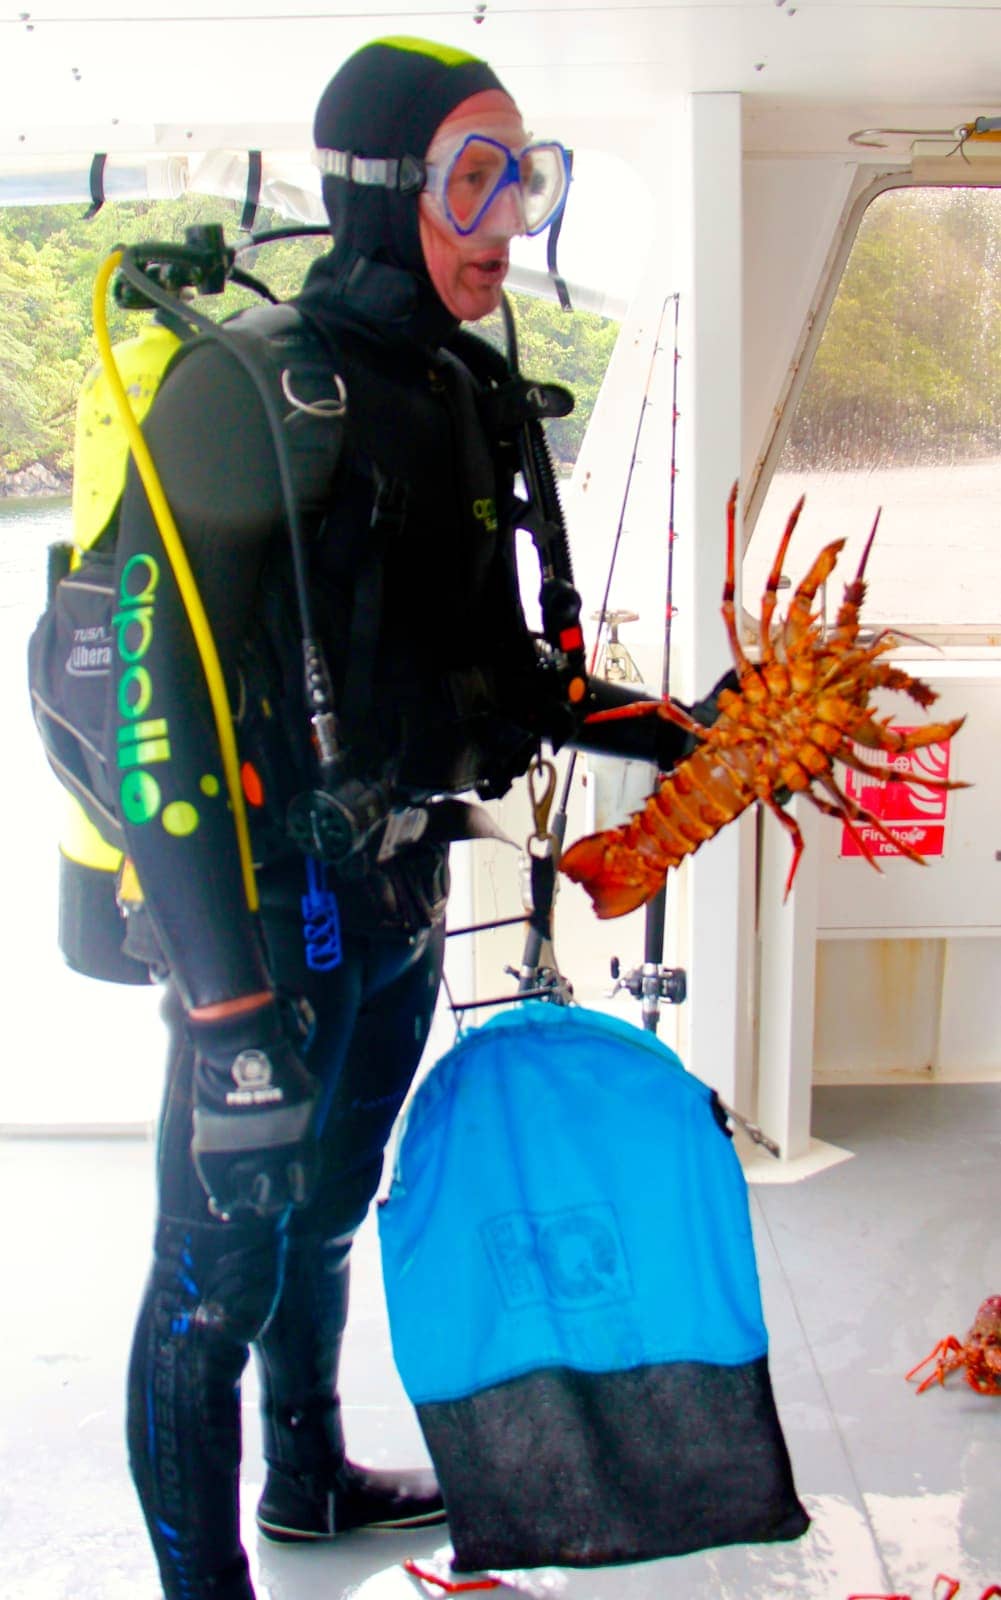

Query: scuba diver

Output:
[114, 35, 719, 1600]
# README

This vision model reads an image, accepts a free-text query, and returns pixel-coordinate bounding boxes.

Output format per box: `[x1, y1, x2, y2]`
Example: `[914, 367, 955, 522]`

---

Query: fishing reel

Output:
[609, 956, 687, 1010]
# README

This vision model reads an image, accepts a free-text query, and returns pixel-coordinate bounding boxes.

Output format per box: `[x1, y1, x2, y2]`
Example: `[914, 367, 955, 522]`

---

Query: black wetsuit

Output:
[116, 281, 691, 1599]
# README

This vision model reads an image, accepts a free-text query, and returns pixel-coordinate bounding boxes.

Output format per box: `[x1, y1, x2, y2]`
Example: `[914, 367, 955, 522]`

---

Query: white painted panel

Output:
[757, 794, 821, 1153]
[936, 936, 1001, 1077]
[813, 938, 943, 1079]
[674, 94, 753, 1107]
[813, 934, 1001, 1082]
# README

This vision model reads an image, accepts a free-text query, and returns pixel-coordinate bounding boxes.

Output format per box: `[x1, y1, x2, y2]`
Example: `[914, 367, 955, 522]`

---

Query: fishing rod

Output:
[547, 293, 678, 857]
[507, 299, 677, 1006]
[632, 292, 685, 1033]
[504, 293, 683, 1008]
[561, 293, 688, 1030]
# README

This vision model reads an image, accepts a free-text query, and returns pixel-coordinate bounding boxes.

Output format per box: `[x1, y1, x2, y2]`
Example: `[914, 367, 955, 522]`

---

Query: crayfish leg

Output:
[906, 1338, 962, 1391]
[782, 539, 846, 651]
[829, 508, 882, 646]
[838, 742, 966, 797]
[810, 794, 886, 874]
[761, 795, 805, 900]
[653, 698, 706, 736]
[759, 493, 806, 662]
[816, 770, 930, 867]
[878, 715, 966, 755]
[583, 698, 705, 737]
[965, 1363, 1001, 1396]
[866, 665, 939, 710]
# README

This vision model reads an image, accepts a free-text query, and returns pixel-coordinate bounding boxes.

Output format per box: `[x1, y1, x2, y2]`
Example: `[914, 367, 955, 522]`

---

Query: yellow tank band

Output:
[59, 795, 123, 870]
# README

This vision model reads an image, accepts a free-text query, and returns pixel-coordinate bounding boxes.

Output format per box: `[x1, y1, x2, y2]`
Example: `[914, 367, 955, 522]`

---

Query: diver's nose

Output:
[485, 179, 527, 238]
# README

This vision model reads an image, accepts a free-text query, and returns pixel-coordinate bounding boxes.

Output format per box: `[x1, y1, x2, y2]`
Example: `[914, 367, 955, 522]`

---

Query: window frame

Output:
[744, 165, 1001, 647]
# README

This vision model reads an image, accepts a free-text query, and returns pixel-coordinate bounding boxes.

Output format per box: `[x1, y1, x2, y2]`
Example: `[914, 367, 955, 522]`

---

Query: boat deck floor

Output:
[2, 1081, 998, 1600]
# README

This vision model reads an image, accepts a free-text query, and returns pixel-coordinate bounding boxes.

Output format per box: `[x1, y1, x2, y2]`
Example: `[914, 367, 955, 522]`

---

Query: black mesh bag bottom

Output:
[418, 1357, 809, 1572]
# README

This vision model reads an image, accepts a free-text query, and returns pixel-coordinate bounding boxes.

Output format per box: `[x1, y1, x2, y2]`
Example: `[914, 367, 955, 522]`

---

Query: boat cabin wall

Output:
[545, 96, 1001, 1149]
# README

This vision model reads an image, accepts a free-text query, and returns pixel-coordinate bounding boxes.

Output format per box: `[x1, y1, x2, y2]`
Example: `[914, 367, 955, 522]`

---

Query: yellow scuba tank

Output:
[71, 318, 182, 556]
[56, 318, 182, 983]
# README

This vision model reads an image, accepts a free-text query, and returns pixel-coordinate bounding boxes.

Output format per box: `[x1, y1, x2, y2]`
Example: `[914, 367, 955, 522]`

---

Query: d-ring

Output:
[281, 368, 347, 417]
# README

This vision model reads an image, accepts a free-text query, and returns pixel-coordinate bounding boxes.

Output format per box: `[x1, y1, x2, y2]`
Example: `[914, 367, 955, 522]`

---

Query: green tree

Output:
[785, 187, 1001, 468]
[1, 197, 618, 483]
[478, 295, 620, 466]
[0, 227, 83, 475]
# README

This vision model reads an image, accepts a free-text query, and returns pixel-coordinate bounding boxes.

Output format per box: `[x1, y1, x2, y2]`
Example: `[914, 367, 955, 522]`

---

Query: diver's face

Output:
[419, 93, 529, 323]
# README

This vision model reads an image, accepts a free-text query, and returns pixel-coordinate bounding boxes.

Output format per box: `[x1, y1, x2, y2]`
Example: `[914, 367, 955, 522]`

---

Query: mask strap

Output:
[240, 150, 262, 233]
[82, 152, 107, 221]
[546, 147, 573, 311]
[314, 149, 426, 195]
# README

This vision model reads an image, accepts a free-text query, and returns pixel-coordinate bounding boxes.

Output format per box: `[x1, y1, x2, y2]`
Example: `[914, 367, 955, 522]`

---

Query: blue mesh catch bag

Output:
[378, 1002, 809, 1571]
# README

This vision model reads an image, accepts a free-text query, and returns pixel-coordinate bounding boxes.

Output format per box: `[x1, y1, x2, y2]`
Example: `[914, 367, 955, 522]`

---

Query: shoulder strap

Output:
[340, 466, 408, 728]
[451, 309, 587, 708]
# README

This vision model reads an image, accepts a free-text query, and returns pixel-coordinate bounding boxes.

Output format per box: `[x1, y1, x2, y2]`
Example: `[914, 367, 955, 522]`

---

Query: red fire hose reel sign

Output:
[840, 729, 953, 859]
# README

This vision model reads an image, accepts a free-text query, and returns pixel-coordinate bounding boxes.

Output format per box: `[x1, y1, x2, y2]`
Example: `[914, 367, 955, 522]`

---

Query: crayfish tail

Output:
[560, 834, 658, 919]
[588, 878, 659, 919]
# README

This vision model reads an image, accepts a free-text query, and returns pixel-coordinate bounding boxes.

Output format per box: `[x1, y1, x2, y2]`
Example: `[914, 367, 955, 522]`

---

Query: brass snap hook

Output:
[527, 755, 557, 853]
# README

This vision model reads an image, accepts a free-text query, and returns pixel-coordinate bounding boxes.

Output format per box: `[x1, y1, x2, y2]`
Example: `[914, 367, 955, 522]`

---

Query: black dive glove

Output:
[655, 668, 740, 770]
[569, 669, 741, 773]
[687, 667, 739, 732]
[189, 1000, 320, 1222]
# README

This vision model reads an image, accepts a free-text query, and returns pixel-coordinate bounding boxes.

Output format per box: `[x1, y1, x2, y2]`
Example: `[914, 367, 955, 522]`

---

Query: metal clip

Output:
[718, 1099, 781, 1158]
[526, 755, 557, 856]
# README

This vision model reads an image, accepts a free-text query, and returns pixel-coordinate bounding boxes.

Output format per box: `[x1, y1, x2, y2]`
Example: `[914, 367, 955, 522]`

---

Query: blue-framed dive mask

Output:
[424, 135, 571, 237]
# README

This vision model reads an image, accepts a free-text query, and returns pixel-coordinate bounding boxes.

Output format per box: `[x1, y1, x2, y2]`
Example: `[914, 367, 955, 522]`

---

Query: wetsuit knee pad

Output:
[150, 1215, 286, 1347]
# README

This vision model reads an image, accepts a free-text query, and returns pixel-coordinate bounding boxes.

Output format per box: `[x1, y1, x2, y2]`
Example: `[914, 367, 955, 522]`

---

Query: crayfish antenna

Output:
[857, 506, 881, 582]
[837, 507, 882, 622]
[722, 481, 754, 673]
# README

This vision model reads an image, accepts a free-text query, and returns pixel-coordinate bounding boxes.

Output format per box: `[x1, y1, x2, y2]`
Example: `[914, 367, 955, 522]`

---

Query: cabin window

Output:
[746, 185, 1001, 643]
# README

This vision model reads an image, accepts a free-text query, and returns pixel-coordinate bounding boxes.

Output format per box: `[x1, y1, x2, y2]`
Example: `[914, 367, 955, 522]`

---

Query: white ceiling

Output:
[1, 0, 999, 161]
[2, 0, 997, 309]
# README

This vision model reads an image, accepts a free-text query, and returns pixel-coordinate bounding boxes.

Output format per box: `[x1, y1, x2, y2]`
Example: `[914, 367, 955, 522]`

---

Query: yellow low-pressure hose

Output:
[92, 250, 259, 911]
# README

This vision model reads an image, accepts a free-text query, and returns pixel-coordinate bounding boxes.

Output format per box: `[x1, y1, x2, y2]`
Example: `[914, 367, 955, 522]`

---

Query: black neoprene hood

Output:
[313, 36, 507, 276]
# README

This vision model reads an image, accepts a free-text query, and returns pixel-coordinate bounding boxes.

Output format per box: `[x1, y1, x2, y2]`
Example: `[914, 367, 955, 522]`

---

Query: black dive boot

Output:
[253, 1232, 446, 1543]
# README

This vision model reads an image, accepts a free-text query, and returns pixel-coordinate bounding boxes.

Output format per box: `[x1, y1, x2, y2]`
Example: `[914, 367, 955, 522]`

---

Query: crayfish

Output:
[560, 485, 965, 919]
[906, 1295, 1001, 1396]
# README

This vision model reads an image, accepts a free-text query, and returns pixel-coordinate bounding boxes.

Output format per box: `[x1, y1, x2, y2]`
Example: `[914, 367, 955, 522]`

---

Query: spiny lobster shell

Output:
[561, 487, 965, 919]
[908, 1295, 1001, 1396]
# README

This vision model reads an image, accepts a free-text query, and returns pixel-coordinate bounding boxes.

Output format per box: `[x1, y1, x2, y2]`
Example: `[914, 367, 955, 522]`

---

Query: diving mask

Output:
[314, 136, 570, 240]
[425, 133, 571, 237]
